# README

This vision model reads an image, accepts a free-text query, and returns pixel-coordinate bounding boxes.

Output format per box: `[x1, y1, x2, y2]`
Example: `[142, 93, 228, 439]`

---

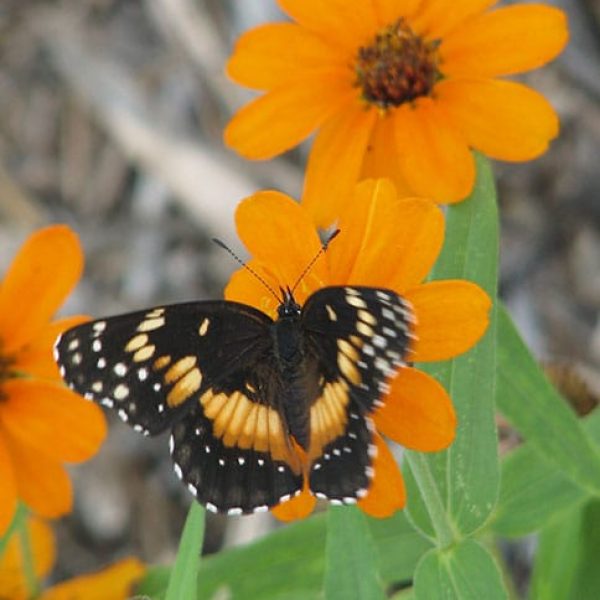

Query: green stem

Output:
[16, 506, 39, 600]
[405, 451, 456, 549]
[0, 503, 25, 561]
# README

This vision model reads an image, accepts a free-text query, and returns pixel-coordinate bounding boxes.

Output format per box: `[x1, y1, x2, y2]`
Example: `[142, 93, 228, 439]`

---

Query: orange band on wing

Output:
[199, 389, 301, 473]
[308, 380, 350, 459]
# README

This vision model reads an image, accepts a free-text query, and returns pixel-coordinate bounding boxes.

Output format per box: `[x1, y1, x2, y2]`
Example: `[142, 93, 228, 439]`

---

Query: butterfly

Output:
[54, 242, 415, 515]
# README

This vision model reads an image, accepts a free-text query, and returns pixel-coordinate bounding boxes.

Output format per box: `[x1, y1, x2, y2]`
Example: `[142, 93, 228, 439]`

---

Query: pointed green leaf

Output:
[324, 506, 385, 600]
[496, 306, 600, 495]
[165, 501, 205, 600]
[530, 499, 600, 600]
[406, 154, 499, 538]
[414, 540, 508, 600]
[491, 408, 600, 537]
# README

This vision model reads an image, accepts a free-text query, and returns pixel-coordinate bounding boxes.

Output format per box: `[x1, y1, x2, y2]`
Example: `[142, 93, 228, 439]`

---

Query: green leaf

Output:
[530, 499, 600, 600]
[496, 306, 600, 495]
[369, 513, 433, 584]
[136, 512, 432, 600]
[165, 501, 205, 600]
[134, 565, 170, 599]
[324, 506, 385, 600]
[491, 443, 585, 538]
[414, 540, 508, 600]
[406, 154, 500, 539]
[491, 408, 600, 537]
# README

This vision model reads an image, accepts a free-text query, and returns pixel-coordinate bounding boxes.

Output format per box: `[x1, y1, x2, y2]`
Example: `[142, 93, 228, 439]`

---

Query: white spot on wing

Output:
[114, 384, 129, 400]
[173, 463, 183, 480]
[113, 363, 127, 377]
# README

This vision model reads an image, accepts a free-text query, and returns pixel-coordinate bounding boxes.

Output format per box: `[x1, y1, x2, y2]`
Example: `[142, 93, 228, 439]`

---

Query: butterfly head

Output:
[278, 287, 301, 319]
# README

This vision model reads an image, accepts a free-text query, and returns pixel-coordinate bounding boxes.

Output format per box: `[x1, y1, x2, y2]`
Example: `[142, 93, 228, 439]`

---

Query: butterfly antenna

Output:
[290, 228, 340, 294]
[212, 238, 283, 303]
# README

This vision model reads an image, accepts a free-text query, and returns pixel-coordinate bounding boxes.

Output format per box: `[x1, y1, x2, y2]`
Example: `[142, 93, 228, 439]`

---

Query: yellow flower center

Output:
[354, 18, 441, 109]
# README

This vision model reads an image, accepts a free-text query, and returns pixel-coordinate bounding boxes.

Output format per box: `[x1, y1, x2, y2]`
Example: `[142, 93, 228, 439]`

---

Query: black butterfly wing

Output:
[300, 286, 414, 502]
[55, 301, 303, 514]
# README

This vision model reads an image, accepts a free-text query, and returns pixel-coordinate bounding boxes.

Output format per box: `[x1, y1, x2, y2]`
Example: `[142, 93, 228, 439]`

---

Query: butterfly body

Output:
[55, 286, 414, 514]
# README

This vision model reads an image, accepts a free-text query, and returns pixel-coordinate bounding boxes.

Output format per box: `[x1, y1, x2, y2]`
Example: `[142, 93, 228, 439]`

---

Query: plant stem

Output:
[405, 451, 456, 549]
[16, 505, 39, 599]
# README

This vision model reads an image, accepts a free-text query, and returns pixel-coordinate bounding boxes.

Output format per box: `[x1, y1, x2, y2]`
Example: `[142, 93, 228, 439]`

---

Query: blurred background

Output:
[0, 0, 598, 593]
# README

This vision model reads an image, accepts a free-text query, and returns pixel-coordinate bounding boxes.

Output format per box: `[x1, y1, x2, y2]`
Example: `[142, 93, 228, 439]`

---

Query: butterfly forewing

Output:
[55, 301, 272, 434]
[301, 286, 414, 501]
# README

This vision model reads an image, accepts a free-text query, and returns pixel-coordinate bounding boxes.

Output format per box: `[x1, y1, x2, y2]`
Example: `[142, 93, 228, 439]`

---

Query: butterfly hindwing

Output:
[170, 396, 303, 514]
[301, 286, 414, 501]
[170, 344, 306, 513]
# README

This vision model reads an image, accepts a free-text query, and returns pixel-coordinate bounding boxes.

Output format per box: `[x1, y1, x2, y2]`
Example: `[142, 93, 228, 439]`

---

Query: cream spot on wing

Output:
[137, 317, 165, 332]
[198, 318, 210, 336]
[133, 345, 156, 362]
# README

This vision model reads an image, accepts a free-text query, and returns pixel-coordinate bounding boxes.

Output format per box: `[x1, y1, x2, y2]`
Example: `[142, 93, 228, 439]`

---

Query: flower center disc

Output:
[355, 19, 441, 109]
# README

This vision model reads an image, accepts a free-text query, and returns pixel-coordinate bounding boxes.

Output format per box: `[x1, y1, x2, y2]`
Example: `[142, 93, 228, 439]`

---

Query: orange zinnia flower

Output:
[39, 558, 145, 600]
[0, 515, 144, 600]
[0, 226, 106, 532]
[225, 0, 568, 226]
[225, 179, 491, 519]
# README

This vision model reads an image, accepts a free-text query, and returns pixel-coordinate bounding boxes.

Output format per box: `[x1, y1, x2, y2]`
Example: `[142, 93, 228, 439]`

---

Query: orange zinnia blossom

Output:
[225, 179, 492, 520]
[0, 516, 144, 600]
[224, 0, 568, 226]
[0, 226, 106, 533]
[39, 558, 145, 600]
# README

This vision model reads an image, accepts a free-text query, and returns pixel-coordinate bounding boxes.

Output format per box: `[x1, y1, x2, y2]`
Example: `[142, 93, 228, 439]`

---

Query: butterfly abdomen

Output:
[271, 316, 317, 450]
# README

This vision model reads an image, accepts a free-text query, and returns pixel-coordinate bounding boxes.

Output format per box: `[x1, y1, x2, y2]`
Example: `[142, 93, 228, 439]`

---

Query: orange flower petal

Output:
[374, 367, 456, 451]
[357, 434, 405, 518]
[0, 434, 17, 534]
[14, 315, 89, 381]
[271, 486, 316, 522]
[39, 557, 145, 600]
[412, 0, 497, 38]
[0, 517, 55, 599]
[227, 23, 346, 90]
[225, 260, 281, 320]
[437, 79, 559, 161]
[0, 226, 83, 355]
[1, 380, 106, 463]
[277, 0, 379, 49]
[441, 4, 568, 78]
[327, 180, 444, 292]
[302, 102, 377, 228]
[372, 0, 421, 25]
[360, 115, 413, 198]
[234, 191, 327, 305]
[224, 71, 353, 160]
[406, 280, 491, 362]
[393, 99, 475, 203]
[2, 429, 72, 519]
